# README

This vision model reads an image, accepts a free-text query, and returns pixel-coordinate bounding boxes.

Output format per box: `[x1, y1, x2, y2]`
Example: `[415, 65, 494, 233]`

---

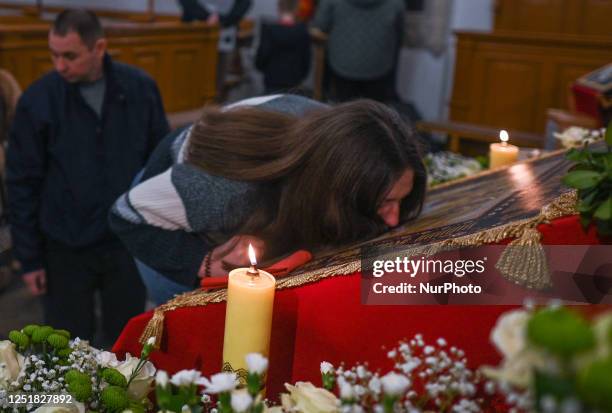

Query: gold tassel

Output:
[495, 227, 552, 290]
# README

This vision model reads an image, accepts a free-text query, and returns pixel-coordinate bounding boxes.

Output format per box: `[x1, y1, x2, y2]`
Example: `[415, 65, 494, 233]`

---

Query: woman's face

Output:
[377, 169, 414, 228]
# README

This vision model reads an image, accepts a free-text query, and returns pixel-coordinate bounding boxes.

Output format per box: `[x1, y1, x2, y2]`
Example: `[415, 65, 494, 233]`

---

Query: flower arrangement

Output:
[482, 305, 612, 413]
[554, 127, 606, 149]
[160, 336, 489, 413]
[424, 152, 483, 187]
[0, 324, 156, 413]
[561, 122, 612, 238]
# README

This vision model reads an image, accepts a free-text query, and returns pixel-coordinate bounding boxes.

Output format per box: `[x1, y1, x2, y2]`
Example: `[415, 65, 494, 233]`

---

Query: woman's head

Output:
[186, 98, 426, 252]
[275, 99, 427, 248]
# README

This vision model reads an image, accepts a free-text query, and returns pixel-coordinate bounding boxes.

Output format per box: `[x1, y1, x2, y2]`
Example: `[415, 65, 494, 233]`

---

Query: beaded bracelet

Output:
[203, 251, 212, 278]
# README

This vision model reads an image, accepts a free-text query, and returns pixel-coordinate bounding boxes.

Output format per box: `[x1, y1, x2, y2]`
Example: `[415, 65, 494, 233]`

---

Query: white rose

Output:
[491, 309, 530, 359]
[245, 353, 268, 375]
[0, 340, 24, 388]
[320, 361, 334, 375]
[368, 376, 381, 394]
[170, 369, 203, 387]
[115, 354, 156, 400]
[284, 381, 339, 413]
[96, 351, 119, 368]
[593, 312, 612, 358]
[200, 372, 238, 394]
[380, 372, 411, 396]
[481, 349, 550, 388]
[33, 402, 85, 413]
[155, 370, 169, 388]
[230, 389, 253, 412]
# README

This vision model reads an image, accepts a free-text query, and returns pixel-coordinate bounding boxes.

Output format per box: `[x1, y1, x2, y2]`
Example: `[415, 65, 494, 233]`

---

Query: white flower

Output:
[320, 361, 334, 375]
[339, 381, 354, 400]
[230, 389, 253, 412]
[146, 337, 156, 346]
[155, 370, 169, 388]
[283, 382, 339, 413]
[490, 309, 530, 359]
[437, 338, 447, 347]
[95, 351, 119, 368]
[181, 405, 190, 413]
[356, 365, 367, 379]
[245, 353, 268, 375]
[380, 372, 411, 396]
[368, 376, 382, 394]
[115, 354, 156, 400]
[170, 369, 203, 387]
[200, 372, 238, 394]
[0, 341, 24, 389]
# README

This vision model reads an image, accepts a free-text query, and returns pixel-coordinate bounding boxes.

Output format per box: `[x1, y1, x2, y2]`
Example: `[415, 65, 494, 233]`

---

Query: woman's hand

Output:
[199, 235, 265, 278]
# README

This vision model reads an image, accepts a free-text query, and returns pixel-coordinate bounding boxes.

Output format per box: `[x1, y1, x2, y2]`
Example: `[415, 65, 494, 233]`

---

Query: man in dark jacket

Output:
[6, 9, 170, 343]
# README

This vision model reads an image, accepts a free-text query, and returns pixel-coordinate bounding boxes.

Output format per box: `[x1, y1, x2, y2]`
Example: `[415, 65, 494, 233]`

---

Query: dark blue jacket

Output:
[6, 55, 170, 273]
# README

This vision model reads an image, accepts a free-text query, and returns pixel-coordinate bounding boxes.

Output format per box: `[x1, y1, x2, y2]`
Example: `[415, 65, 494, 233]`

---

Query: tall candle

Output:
[222, 245, 276, 380]
[489, 130, 519, 169]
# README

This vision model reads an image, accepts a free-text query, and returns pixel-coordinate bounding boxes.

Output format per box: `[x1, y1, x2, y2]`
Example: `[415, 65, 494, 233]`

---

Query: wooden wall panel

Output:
[0, 20, 219, 113]
[481, 59, 540, 131]
[450, 31, 612, 133]
[495, 0, 612, 37]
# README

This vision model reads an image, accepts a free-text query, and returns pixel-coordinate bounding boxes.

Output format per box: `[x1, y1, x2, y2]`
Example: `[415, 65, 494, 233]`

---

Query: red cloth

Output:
[572, 83, 605, 126]
[112, 214, 608, 403]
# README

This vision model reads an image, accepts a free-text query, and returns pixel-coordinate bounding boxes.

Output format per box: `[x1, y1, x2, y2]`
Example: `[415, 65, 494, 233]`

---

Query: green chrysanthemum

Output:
[8, 330, 29, 349]
[67, 380, 92, 402]
[47, 333, 69, 350]
[577, 358, 612, 411]
[57, 348, 73, 358]
[102, 368, 128, 387]
[64, 369, 90, 386]
[126, 401, 145, 413]
[31, 326, 54, 344]
[100, 386, 129, 411]
[527, 307, 595, 358]
[53, 329, 71, 339]
[22, 324, 39, 336]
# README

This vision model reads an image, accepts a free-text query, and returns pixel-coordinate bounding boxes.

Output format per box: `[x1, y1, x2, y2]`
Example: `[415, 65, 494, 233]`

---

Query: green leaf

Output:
[534, 370, 577, 409]
[562, 170, 602, 189]
[594, 197, 612, 221]
[527, 307, 595, 358]
[606, 120, 612, 146]
[580, 214, 592, 229]
[577, 358, 612, 411]
[566, 148, 590, 163]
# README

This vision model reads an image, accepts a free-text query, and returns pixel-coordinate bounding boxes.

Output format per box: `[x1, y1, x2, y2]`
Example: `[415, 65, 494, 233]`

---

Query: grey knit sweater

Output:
[313, 0, 405, 80]
[109, 94, 326, 286]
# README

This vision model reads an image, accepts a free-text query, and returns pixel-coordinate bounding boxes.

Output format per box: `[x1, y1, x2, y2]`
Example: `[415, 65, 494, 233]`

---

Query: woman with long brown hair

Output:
[110, 94, 426, 304]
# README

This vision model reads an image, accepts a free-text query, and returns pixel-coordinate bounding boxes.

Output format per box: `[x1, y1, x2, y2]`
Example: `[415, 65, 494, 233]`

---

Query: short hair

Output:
[52, 9, 104, 49]
[278, 0, 299, 14]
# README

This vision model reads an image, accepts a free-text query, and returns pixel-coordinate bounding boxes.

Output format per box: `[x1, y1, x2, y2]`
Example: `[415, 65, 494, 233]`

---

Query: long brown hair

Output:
[186, 99, 426, 254]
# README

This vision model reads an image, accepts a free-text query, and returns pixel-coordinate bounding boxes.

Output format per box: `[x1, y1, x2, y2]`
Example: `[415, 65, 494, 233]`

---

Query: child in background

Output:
[255, 0, 311, 94]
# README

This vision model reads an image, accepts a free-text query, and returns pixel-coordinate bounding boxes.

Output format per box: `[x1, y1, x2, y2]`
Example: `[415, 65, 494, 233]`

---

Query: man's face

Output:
[48, 31, 106, 83]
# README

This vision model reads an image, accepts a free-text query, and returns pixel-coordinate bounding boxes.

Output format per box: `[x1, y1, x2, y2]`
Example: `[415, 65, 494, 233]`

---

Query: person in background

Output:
[6, 9, 169, 344]
[178, 0, 252, 100]
[312, 0, 404, 102]
[255, 0, 311, 94]
[109, 94, 426, 305]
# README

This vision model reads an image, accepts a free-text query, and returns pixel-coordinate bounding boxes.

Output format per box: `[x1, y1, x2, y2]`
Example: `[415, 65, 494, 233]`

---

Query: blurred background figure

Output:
[178, 0, 252, 101]
[255, 0, 311, 94]
[312, 0, 404, 102]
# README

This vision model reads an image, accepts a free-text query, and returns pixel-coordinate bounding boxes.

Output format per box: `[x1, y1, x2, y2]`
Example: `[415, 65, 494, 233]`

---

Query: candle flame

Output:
[499, 130, 509, 143]
[248, 243, 257, 266]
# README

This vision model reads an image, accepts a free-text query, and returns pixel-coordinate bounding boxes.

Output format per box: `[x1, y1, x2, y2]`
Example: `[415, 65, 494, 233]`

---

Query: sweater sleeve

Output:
[109, 167, 210, 286]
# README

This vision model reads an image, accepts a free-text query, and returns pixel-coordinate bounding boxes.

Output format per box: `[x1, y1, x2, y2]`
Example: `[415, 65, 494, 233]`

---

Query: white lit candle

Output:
[489, 130, 519, 169]
[222, 244, 276, 380]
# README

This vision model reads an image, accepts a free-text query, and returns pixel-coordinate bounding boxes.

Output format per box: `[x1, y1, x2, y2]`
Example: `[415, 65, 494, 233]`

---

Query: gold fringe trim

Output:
[140, 190, 578, 346]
